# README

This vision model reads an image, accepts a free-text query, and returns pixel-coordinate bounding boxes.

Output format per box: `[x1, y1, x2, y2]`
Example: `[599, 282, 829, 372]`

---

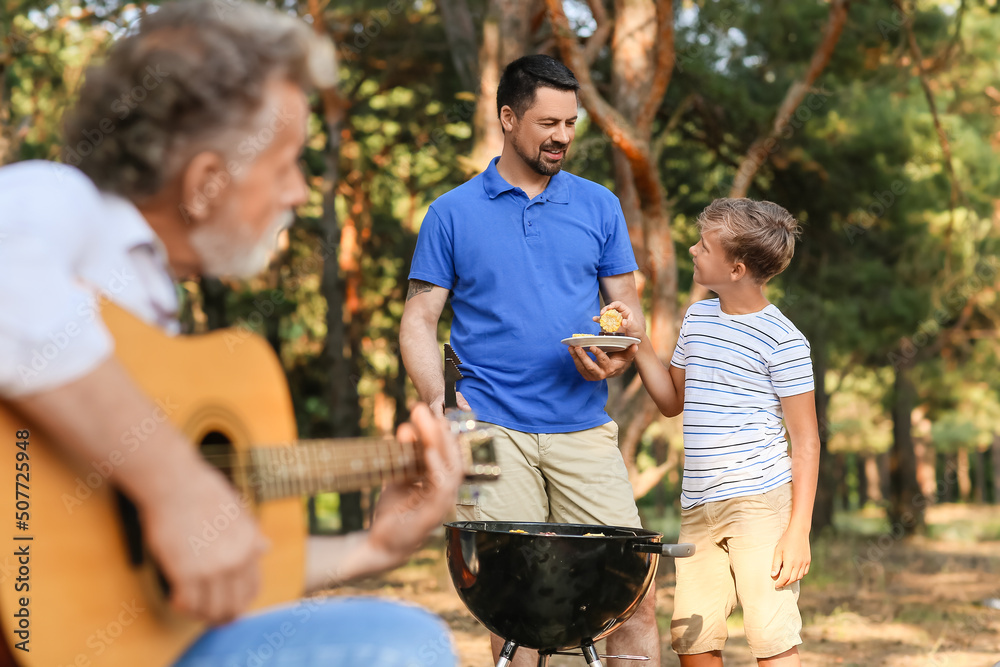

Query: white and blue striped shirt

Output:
[671, 299, 814, 509]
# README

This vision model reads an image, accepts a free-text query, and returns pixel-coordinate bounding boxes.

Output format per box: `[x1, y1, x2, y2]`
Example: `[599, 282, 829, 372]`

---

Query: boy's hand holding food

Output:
[595, 302, 644, 339]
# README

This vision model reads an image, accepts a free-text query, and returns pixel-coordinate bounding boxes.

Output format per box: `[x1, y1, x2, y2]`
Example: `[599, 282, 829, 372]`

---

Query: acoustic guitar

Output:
[0, 304, 497, 667]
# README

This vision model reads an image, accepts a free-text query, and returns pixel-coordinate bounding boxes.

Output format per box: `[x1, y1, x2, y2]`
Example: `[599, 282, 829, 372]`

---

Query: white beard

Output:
[190, 210, 294, 279]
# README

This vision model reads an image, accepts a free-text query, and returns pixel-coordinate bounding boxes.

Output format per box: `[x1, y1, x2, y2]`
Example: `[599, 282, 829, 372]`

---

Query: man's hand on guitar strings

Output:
[367, 403, 463, 567]
[139, 458, 269, 625]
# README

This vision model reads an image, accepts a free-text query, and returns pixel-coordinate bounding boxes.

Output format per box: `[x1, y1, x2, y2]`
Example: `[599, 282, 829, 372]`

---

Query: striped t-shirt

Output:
[670, 299, 814, 509]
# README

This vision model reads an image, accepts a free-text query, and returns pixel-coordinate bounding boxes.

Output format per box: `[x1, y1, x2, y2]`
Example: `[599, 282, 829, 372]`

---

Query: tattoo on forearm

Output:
[407, 279, 435, 301]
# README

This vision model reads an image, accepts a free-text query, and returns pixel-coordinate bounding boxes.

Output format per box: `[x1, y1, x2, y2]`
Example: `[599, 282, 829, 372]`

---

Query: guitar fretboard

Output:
[248, 438, 423, 501]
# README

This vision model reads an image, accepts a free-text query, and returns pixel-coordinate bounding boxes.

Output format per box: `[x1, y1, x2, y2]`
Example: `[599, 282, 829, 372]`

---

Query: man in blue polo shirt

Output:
[400, 55, 659, 665]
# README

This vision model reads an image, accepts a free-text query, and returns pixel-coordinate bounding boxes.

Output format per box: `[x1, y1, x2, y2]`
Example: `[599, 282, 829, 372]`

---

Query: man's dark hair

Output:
[496, 55, 579, 121]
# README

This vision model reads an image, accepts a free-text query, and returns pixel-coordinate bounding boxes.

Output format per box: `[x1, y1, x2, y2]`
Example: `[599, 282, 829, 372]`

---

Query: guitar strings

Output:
[193, 441, 424, 477]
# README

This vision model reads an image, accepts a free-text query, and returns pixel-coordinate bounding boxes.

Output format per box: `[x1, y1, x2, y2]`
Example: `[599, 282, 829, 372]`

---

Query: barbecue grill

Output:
[445, 521, 694, 667]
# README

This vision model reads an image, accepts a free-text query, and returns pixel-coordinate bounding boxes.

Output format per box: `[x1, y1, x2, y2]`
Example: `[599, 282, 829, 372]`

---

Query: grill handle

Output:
[633, 542, 696, 558]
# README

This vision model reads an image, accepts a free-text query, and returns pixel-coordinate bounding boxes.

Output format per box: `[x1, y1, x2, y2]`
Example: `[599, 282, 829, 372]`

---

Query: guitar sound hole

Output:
[199, 430, 236, 484]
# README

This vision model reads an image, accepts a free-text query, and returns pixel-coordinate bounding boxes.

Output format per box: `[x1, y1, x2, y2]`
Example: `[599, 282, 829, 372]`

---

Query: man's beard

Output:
[190, 210, 294, 279]
[513, 137, 568, 177]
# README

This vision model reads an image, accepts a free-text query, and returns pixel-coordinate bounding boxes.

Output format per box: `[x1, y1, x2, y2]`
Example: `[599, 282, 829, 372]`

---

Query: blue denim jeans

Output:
[173, 597, 456, 667]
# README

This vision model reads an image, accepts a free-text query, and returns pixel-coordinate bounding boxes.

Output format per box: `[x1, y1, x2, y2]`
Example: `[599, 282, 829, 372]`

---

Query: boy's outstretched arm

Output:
[599, 301, 685, 418]
[771, 390, 821, 588]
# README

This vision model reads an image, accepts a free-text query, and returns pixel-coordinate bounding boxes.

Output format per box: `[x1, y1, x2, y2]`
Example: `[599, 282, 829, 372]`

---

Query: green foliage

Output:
[2, 0, 998, 488]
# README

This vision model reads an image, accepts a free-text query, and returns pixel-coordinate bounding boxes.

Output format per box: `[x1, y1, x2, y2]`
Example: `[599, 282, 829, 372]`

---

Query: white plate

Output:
[561, 335, 640, 352]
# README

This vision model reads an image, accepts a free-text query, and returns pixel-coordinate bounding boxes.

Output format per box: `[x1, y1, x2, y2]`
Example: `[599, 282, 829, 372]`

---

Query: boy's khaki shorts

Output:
[455, 421, 641, 528]
[670, 483, 802, 659]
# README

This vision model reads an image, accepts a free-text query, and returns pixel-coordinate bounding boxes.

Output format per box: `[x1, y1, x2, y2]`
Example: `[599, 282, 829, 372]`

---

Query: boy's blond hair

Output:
[697, 198, 801, 284]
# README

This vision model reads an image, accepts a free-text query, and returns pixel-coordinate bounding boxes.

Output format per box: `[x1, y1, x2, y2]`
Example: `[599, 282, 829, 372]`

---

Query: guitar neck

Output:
[248, 437, 424, 502]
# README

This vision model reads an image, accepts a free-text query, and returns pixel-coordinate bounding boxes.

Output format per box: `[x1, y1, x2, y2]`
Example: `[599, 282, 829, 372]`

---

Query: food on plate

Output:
[599, 309, 623, 335]
[509, 529, 528, 533]
[572, 333, 590, 337]
[582, 532, 607, 537]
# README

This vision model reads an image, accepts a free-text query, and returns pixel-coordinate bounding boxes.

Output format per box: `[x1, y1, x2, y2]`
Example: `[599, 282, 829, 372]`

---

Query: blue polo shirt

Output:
[409, 157, 638, 433]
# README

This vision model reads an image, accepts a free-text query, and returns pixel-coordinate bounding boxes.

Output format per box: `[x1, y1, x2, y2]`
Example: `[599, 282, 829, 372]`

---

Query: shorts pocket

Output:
[762, 483, 792, 514]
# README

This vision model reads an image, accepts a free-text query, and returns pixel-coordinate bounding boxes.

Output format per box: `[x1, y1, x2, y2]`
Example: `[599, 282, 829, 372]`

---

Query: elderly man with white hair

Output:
[0, 2, 461, 665]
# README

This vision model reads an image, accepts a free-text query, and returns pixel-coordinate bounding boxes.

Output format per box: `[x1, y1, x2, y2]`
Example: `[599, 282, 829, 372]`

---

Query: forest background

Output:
[2, 0, 999, 542]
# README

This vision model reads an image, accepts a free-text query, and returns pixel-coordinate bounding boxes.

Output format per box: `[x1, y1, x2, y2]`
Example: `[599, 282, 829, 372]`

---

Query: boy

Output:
[605, 198, 820, 666]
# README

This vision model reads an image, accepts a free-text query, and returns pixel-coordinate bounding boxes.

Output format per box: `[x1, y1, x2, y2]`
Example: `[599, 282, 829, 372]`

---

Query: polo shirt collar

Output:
[542, 169, 570, 204]
[482, 156, 571, 204]
[483, 157, 516, 199]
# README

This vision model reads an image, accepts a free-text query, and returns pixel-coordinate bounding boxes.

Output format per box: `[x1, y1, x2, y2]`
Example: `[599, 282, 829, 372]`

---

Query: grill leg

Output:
[582, 643, 603, 667]
[496, 639, 519, 667]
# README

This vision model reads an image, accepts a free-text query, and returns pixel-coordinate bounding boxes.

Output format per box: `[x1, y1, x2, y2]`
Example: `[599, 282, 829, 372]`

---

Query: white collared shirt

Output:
[0, 161, 179, 397]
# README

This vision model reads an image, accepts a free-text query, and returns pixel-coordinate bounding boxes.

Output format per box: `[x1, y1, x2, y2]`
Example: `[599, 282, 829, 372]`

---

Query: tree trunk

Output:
[837, 453, 850, 511]
[309, 1, 364, 534]
[865, 454, 883, 504]
[466, 0, 534, 175]
[611, 150, 642, 251]
[435, 0, 480, 92]
[992, 433, 1000, 504]
[887, 361, 924, 533]
[974, 447, 986, 504]
[200, 277, 228, 331]
[653, 434, 668, 516]
[811, 331, 835, 531]
[686, 0, 851, 306]
[392, 245, 418, 431]
[857, 453, 869, 508]
[957, 447, 971, 502]
[936, 451, 950, 502]
[877, 451, 890, 501]
[914, 433, 937, 498]
[548, 0, 678, 490]
[264, 266, 283, 357]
